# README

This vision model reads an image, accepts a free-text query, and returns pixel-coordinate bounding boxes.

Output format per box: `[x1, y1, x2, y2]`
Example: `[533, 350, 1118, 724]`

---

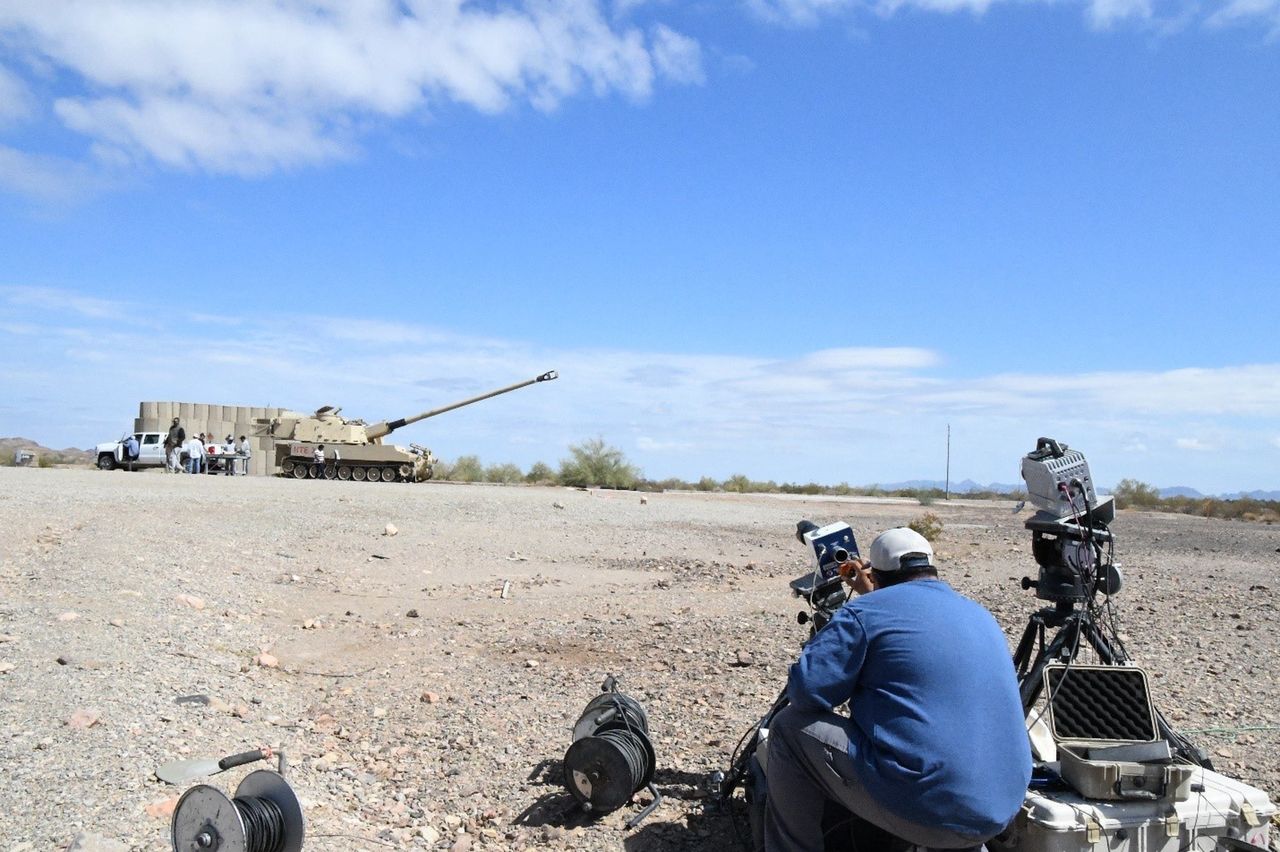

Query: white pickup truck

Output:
[95, 431, 166, 470]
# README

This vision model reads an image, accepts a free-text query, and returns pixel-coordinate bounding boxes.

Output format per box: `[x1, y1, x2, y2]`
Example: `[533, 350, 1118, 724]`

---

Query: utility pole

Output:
[945, 424, 951, 501]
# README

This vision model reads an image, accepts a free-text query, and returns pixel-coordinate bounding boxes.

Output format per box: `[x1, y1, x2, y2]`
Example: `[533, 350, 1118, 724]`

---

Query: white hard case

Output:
[991, 767, 1274, 852]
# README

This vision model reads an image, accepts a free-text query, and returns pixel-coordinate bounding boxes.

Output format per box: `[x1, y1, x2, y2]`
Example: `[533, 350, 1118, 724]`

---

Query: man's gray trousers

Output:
[763, 705, 989, 852]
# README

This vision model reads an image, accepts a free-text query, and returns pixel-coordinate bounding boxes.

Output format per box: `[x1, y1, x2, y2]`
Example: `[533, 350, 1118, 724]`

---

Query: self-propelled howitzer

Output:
[269, 370, 558, 482]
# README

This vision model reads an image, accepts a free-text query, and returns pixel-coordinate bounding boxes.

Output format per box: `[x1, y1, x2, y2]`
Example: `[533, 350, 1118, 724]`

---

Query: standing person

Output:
[312, 444, 326, 478]
[164, 417, 185, 474]
[764, 528, 1031, 852]
[236, 435, 252, 476]
[185, 434, 204, 474]
[195, 434, 208, 474]
[222, 435, 236, 476]
[123, 433, 140, 472]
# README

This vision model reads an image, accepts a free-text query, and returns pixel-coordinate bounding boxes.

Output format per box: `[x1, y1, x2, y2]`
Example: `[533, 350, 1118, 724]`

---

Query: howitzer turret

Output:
[267, 370, 558, 482]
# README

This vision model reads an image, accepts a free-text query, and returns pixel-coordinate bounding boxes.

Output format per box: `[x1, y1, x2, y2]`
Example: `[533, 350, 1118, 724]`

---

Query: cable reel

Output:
[563, 676, 660, 828]
[171, 769, 304, 852]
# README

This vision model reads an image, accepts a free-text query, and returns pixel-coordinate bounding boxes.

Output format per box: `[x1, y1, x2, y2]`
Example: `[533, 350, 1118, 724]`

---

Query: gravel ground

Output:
[1, 468, 1277, 851]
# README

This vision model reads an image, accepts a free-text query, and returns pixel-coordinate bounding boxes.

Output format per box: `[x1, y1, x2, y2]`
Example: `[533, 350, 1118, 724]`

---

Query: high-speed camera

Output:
[1020, 438, 1121, 603]
[1021, 437, 1112, 522]
[794, 520, 859, 585]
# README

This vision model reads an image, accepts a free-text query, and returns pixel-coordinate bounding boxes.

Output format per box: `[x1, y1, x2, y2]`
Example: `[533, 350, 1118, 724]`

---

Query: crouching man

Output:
[765, 528, 1031, 852]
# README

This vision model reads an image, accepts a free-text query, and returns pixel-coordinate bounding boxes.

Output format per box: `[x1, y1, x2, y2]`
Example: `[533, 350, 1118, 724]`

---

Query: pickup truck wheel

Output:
[97, 454, 117, 471]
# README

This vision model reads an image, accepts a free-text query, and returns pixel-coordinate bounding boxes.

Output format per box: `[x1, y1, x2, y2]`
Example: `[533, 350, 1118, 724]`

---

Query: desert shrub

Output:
[651, 477, 694, 491]
[558, 438, 640, 490]
[909, 512, 943, 542]
[695, 476, 719, 492]
[723, 474, 751, 493]
[0, 450, 13, 466]
[448, 455, 484, 482]
[37, 454, 53, 468]
[525, 461, 556, 484]
[485, 462, 524, 484]
[1113, 479, 1161, 509]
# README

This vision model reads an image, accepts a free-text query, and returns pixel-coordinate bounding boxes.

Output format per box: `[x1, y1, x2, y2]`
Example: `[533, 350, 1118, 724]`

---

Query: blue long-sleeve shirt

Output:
[787, 578, 1031, 837]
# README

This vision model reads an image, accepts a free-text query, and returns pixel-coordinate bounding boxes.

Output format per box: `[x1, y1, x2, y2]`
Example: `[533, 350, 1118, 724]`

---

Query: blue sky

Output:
[1, 1, 1278, 492]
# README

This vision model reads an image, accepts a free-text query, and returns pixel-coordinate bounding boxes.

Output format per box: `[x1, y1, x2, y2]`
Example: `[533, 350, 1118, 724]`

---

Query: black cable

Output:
[596, 729, 648, 792]
[232, 795, 286, 852]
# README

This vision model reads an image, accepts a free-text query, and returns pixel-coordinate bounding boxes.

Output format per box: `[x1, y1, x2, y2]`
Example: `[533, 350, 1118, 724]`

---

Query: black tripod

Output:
[1012, 598, 1123, 712]
[1010, 588, 1211, 768]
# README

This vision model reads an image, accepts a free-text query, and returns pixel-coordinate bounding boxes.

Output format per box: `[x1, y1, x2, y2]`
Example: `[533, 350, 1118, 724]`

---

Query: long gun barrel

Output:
[365, 370, 558, 440]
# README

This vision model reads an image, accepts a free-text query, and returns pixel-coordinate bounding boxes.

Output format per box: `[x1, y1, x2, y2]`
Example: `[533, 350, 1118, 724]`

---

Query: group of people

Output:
[163, 417, 253, 476]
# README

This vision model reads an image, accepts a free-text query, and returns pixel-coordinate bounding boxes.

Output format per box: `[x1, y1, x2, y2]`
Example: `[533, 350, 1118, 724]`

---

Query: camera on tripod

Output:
[1020, 437, 1122, 604]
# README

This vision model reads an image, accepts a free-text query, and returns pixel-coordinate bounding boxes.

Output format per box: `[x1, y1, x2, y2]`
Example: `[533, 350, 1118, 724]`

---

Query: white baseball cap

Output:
[868, 528, 934, 573]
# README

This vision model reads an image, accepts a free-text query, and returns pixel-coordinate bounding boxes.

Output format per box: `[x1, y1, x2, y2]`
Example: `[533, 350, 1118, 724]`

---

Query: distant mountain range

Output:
[872, 478, 1280, 502]
[1157, 485, 1280, 501]
[873, 479, 1025, 494]
[0, 437, 94, 465]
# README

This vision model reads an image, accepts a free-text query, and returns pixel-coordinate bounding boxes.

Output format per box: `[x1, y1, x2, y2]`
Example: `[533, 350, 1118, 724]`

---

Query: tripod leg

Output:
[1012, 616, 1044, 681]
[1018, 619, 1081, 712]
[1080, 619, 1123, 664]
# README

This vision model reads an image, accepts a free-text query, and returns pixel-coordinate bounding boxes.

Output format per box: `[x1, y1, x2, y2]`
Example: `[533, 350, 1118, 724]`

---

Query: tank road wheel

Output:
[282, 460, 295, 477]
[398, 464, 412, 480]
[292, 463, 308, 479]
[337, 465, 352, 481]
[323, 465, 337, 480]
[352, 466, 367, 482]
[379, 467, 396, 482]
[97, 454, 117, 471]
[306, 464, 319, 479]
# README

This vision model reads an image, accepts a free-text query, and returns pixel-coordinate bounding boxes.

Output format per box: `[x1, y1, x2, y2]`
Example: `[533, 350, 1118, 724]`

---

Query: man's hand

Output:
[839, 557, 876, 595]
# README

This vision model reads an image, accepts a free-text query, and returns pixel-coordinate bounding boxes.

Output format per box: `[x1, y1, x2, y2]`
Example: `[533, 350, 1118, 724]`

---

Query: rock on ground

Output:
[0, 468, 1277, 850]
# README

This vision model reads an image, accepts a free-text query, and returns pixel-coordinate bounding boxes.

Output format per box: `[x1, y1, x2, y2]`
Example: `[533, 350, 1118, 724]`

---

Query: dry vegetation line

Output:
[0, 468, 1277, 851]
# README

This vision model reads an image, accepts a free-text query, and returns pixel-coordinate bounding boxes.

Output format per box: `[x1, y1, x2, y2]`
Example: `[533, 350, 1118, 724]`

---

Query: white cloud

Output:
[0, 1, 703, 177]
[1087, 0, 1155, 27]
[1, 285, 127, 319]
[650, 24, 705, 85]
[3, 284, 1279, 491]
[0, 144, 108, 202]
[1208, 0, 1280, 31]
[637, 435, 694, 451]
[744, 0, 858, 26]
[0, 64, 33, 124]
[750, 0, 1278, 29]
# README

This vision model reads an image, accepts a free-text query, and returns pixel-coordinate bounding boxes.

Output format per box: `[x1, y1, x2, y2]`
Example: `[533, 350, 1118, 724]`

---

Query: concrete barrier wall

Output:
[137, 400, 293, 475]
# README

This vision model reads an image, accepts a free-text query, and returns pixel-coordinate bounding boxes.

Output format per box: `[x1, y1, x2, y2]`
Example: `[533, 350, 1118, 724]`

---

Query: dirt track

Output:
[1, 468, 1277, 851]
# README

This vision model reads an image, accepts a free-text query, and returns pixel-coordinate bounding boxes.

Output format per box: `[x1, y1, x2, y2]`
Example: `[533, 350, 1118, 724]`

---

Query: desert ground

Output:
[1, 467, 1277, 851]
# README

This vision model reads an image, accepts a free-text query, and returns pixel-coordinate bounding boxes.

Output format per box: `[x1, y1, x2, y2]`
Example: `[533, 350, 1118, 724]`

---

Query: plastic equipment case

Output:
[989, 766, 1275, 852]
[1041, 665, 1194, 803]
[993, 664, 1278, 852]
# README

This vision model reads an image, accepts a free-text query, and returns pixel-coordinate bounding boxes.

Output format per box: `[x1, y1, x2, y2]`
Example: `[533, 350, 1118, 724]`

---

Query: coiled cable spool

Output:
[563, 676, 660, 827]
[171, 769, 304, 852]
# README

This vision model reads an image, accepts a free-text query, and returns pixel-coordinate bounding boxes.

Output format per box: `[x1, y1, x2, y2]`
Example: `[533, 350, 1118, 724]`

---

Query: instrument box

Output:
[990, 767, 1274, 852]
[1042, 665, 1194, 803]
